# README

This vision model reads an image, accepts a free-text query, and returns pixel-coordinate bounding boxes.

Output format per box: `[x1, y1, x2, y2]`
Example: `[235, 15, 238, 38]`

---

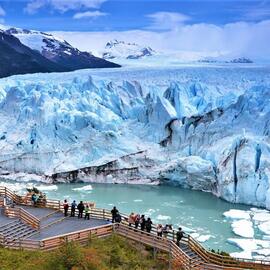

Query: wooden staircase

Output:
[0, 220, 37, 245]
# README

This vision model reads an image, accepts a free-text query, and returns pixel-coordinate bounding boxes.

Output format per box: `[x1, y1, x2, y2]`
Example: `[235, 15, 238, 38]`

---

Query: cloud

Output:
[25, 0, 107, 14]
[0, 5, 6, 17]
[73, 10, 107, 19]
[146, 11, 191, 30]
[52, 20, 270, 61]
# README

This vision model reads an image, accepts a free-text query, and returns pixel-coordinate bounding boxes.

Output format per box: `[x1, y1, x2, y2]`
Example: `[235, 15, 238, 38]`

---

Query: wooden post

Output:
[168, 242, 172, 270]
[103, 209, 105, 219]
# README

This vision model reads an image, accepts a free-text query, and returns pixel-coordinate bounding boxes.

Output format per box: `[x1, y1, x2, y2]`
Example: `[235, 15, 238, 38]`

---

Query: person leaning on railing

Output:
[63, 199, 69, 216]
[85, 204, 90, 220]
[111, 206, 119, 223]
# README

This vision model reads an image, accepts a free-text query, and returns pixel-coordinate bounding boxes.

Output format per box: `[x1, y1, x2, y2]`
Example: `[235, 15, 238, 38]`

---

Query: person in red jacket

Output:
[63, 199, 69, 217]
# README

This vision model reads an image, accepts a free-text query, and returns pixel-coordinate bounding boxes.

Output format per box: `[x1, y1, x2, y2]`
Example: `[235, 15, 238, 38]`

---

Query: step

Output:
[0, 220, 19, 232]
[7, 226, 35, 238]
[2, 222, 27, 235]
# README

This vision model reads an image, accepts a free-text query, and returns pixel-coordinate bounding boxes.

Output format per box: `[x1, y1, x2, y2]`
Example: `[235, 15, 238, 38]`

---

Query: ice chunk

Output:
[196, 235, 212, 243]
[230, 251, 253, 260]
[36, 184, 58, 191]
[156, 215, 171, 221]
[227, 238, 258, 251]
[258, 221, 270, 235]
[252, 212, 270, 223]
[253, 249, 270, 257]
[72, 185, 93, 192]
[231, 219, 254, 238]
[223, 209, 251, 220]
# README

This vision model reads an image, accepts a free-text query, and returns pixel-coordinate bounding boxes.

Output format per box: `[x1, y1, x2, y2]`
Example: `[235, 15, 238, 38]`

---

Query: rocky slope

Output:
[8, 27, 120, 70]
[0, 27, 120, 78]
[0, 66, 269, 209]
[0, 30, 66, 78]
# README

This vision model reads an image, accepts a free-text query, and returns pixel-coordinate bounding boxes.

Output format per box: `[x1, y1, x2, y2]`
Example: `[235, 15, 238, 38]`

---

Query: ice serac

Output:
[0, 66, 269, 209]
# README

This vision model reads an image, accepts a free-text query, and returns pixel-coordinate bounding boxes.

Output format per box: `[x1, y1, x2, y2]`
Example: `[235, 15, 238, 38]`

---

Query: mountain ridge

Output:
[0, 26, 120, 78]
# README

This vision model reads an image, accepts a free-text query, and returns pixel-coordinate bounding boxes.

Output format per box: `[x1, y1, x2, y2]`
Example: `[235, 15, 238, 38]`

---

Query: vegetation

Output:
[0, 235, 170, 270]
[210, 248, 230, 257]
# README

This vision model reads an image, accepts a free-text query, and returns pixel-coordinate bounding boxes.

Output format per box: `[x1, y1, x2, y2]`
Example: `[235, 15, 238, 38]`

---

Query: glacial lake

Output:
[1, 180, 262, 254]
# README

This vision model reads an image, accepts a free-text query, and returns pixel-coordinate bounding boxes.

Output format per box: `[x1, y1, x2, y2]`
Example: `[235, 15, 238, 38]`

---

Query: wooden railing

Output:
[0, 233, 4, 246]
[4, 205, 40, 230]
[0, 235, 41, 250]
[0, 186, 21, 204]
[1, 186, 270, 269]
[40, 223, 114, 251]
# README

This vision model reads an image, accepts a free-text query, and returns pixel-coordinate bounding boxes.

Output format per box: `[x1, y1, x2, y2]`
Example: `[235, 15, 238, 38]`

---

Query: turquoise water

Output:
[0, 180, 253, 253]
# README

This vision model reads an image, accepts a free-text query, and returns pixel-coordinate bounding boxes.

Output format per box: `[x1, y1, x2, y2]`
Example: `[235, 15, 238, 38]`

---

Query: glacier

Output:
[0, 65, 270, 208]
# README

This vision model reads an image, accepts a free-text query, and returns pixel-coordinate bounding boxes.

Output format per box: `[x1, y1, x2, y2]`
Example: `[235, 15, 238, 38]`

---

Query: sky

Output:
[0, 0, 270, 59]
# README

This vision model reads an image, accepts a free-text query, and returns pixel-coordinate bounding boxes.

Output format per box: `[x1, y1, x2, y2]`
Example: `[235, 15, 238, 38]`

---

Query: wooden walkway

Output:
[1, 186, 270, 270]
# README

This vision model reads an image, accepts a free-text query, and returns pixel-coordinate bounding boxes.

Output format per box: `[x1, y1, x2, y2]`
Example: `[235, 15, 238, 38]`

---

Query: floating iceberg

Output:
[231, 219, 254, 238]
[223, 209, 251, 220]
[72, 185, 93, 192]
[258, 221, 270, 235]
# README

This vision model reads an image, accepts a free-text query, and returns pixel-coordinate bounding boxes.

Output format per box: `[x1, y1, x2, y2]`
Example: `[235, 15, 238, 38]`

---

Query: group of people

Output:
[63, 199, 91, 220]
[31, 192, 46, 206]
[127, 212, 153, 233]
[126, 210, 184, 246]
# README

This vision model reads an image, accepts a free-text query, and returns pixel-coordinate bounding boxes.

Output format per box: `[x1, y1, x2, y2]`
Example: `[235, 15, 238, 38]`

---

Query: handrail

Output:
[1, 185, 270, 269]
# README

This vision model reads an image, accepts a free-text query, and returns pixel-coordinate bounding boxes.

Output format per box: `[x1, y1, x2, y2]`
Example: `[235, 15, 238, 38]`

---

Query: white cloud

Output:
[25, 0, 107, 14]
[0, 5, 6, 17]
[73, 10, 107, 19]
[51, 20, 270, 61]
[146, 11, 191, 30]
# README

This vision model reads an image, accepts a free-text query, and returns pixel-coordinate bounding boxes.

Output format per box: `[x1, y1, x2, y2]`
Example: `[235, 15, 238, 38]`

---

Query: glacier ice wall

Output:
[0, 66, 269, 208]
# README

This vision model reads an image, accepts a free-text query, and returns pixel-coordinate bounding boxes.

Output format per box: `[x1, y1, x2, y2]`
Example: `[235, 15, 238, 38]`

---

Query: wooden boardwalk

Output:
[1, 186, 270, 270]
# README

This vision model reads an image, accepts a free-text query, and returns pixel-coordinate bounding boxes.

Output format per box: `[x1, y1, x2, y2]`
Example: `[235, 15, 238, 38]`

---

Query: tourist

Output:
[77, 201, 85, 218]
[163, 224, 172, 238]
[128, 212, 135, 227]
[134, 214, 140, 229]
[176, 227, 184, 247]
[115, 212, 122, 223]
[140, 215, 146, 231]
[84, 204, 90, 220]
[157, 224, 163, 237]
[63, 199, 69, 217]
[111, 206, 118, 223]
[145, 217, 153, 233]
[31, 193, 38, 206]
[70, 200, 77, 217]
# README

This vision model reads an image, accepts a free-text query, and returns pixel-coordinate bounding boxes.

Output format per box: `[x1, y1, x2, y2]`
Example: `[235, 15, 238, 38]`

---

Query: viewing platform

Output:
[1, 186, 270, 270]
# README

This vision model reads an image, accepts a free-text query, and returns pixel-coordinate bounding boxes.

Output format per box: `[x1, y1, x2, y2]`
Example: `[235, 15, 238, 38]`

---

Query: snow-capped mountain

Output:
[102, 39, 156, 60]
[0, 66, 269, 209]
[6, 27, 120, 70]
[0, 30, 67, 78]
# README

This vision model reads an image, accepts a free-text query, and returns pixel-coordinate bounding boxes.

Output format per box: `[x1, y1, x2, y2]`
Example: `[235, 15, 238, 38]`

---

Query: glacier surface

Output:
[0, 65, 270, 208]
